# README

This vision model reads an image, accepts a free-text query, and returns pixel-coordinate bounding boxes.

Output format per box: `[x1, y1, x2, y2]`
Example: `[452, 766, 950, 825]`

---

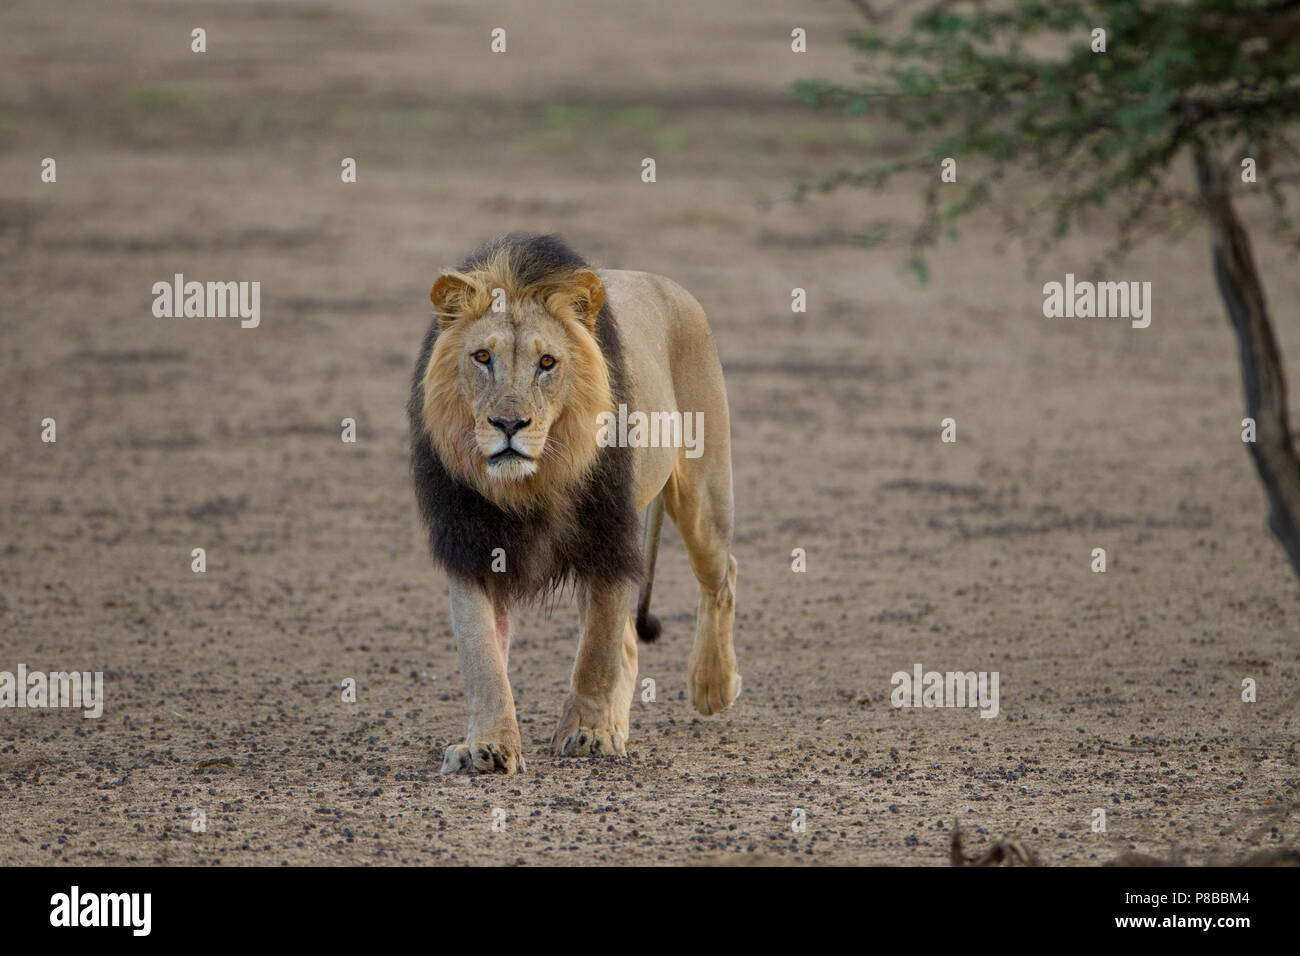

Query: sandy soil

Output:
[0, 0, 1296, 866]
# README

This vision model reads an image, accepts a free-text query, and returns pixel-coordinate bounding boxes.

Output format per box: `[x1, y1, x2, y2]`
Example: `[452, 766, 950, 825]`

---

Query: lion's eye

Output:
[538, 354, 556, 370]
[472, 349, 491, 365]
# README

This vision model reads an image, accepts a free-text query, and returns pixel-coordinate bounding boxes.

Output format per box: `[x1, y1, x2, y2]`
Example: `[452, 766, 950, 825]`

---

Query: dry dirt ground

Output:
[1, 0, 1297, 866]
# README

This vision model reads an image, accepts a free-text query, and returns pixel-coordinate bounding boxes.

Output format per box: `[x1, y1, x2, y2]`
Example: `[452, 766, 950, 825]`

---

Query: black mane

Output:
[407, 233, 642, 599]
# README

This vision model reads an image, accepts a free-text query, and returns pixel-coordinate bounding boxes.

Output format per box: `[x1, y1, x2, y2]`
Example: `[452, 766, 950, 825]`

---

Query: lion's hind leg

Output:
[662, 459, 740, 717]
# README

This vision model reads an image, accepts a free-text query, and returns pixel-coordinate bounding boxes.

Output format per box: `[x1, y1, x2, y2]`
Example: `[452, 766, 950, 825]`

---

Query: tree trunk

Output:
[1194, 144, 1300, 580]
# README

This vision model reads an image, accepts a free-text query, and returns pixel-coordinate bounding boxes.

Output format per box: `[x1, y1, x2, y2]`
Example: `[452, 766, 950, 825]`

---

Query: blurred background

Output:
[0, 0, 1296, 865]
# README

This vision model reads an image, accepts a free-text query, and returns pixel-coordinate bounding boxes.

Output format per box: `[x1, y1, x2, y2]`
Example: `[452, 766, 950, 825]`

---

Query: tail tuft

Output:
[635, 611, 661, 643]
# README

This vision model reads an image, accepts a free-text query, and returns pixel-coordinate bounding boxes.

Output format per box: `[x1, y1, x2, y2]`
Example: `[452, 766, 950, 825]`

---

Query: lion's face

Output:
[458, 301, 576, 483]
[422, 265, 612, 511]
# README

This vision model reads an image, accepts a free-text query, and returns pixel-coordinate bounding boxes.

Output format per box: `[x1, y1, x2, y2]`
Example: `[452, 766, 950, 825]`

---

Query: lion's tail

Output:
[635, 494, 665, 642]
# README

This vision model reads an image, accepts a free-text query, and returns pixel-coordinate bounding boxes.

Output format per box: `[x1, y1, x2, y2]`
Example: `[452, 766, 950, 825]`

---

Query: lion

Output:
[408, 233, 739, 774]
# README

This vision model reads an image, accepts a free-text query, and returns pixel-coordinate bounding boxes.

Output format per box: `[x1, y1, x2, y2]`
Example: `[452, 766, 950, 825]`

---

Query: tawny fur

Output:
[408, 233, 740, 775]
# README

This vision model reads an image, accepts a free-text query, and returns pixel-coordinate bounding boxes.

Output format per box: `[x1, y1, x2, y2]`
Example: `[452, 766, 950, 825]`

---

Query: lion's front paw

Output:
[440, 738, 525, 775]
[688, 656, 741, 716]
[554, 725, 626, 757]
[551, 698, 628, 758]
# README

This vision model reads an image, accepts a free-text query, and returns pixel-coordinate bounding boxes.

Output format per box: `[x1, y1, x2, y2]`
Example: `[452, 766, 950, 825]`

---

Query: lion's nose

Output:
[489, 417, 530, 437]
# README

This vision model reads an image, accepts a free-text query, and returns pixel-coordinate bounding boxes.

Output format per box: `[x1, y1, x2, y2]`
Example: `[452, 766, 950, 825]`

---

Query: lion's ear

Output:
[430, 271, 486, 328]
[550, 269, 605, 332]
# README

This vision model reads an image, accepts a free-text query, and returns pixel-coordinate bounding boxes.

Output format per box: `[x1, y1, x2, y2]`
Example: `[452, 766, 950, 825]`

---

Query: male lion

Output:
[408, 233, 739, 774]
